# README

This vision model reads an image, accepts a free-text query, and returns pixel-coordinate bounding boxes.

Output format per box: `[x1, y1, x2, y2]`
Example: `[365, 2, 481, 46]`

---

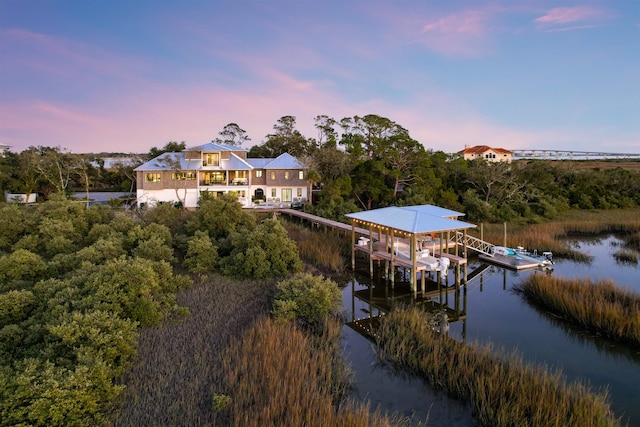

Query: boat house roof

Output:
[345, 205, 476, 235]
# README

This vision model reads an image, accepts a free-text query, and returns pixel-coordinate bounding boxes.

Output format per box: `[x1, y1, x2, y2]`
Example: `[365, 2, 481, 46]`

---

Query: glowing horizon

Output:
[1, 1, 638, 154]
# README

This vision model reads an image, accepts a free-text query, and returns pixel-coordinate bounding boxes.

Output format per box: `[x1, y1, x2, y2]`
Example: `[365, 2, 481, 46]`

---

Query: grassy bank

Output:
[475, 208, 640, 261]
[111, 274, 274, 426]
[515, 274, 640, 347]
[220, 317, 395, 427]
[284, 220, 348, 274]
[112, 270, 392, 426]
[376, 309, 618, 427]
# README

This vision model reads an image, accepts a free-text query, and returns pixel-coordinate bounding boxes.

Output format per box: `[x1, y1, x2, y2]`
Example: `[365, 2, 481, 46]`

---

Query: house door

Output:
[281, 188, 292, 203]
[254, 188, 264, 200]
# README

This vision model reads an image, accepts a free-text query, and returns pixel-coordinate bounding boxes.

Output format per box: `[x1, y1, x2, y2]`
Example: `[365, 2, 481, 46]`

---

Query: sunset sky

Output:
[1, 1, 638, 154]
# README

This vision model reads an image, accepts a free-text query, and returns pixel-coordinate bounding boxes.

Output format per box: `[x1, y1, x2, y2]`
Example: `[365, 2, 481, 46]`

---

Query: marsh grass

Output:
[627, 231, 640, 251]
[284, 221, 348, 274]
[111, 273, 275, 426]
[221, 317, 397, 427]
[475, 209, 640, 261]
[613, 249, 639, 264]
[515, 275, 640, 347]
[376, 309, 618, 427]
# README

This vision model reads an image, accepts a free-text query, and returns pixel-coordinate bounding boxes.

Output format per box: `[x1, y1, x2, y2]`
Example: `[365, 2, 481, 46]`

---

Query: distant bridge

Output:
[512, 150, 640, 160]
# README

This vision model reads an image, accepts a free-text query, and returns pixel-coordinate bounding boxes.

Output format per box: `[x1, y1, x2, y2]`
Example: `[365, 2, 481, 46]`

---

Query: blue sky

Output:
[1, 0, 638, 154]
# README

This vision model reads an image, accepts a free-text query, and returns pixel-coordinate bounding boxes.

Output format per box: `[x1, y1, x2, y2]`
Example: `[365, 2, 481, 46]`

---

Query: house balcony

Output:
[230, 178, 248, 185]
[200, 180, 226, 186]
[199, 178, 249, 187]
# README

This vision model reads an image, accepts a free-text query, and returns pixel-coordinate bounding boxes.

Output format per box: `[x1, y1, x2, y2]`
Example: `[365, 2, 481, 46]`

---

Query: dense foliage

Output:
[0, 200, 191, 426]
[0, 194, 305, 425]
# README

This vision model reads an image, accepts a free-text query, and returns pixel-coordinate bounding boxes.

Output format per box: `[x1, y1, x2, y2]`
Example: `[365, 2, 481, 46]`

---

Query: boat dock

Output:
[477, 253, 552, 270]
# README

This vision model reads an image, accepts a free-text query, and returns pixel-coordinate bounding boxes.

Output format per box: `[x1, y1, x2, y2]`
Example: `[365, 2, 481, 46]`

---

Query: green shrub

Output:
[272, 273, 342, 328]
[220, 220, 302, 279]
[212, 393, 232, 413]
[0, 249, 47, 288]
[184, 231, 218, 273]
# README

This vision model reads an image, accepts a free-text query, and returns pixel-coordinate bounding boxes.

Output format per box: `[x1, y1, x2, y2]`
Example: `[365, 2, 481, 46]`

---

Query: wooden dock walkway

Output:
[279, 208, 380, 238]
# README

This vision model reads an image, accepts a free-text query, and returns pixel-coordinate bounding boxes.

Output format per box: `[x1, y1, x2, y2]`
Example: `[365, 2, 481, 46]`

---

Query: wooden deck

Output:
[478, 253, 550, 270]
[355, 236, 467, 266]
[279, 208, 382, 238]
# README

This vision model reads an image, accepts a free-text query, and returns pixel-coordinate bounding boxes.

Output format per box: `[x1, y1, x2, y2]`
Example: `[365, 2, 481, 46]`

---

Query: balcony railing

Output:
[199, 178, 248, 186]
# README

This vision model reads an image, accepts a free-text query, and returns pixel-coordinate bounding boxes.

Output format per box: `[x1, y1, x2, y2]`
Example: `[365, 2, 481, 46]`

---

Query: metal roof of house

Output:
[185, 142, 246, 152]
[134, 152, 202, 171]
[224, 153, 253, 170]
[264, 153, 304, 169]
[246, 158, 272, 169]
[136, 150, 306, 172]
[345, 205, 475, 234]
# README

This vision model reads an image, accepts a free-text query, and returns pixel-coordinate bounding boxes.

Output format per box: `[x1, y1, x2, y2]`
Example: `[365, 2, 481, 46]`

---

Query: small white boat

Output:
[492, 246, 553, 267]
[392, 241, 451, 275]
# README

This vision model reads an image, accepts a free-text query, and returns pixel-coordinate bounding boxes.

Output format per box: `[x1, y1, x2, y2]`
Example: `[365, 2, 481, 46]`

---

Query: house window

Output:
[297, 188, 302, 197]
[270, 171, 276, 180]
[271, 188, 276, 198]
[205, 171, 225, 184]
[145, 173, 161, 183]
[284, 171, 289, 180]
[172, 172, 196, 180]
[298, 170, 304, 180]
[256, 170, 263, 178]
[282, 188, 292, 202]
[203, 153, 219, 166]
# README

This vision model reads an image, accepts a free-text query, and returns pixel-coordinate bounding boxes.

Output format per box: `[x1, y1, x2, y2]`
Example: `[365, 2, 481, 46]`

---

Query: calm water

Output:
[341, 234, 640, 426]
[71, 192, 133, 205]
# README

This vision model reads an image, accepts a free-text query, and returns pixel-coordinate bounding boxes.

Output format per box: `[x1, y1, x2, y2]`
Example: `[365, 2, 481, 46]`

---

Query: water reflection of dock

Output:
[347, 269, 469, 341]
[346, 259, 513, 343]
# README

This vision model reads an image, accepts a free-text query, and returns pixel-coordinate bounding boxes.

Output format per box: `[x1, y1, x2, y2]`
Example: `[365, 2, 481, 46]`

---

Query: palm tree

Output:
[305, 169, 321, 205]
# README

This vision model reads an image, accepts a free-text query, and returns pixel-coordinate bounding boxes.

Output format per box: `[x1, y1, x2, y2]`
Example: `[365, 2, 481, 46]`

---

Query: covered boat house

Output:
[345, 205, 476, 295]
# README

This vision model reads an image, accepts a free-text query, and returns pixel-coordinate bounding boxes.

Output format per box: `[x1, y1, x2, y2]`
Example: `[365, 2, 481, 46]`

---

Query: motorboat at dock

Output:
[479, 246, 553, 270]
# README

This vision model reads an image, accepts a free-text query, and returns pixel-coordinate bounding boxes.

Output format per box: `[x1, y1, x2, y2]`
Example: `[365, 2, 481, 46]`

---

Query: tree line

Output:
[2, 114, 640, 222]
[247, 114, 640, 222]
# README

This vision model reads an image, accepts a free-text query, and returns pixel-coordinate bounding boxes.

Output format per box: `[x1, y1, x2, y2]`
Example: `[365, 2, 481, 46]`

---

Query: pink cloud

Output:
[423, 9, 489, 35]
[417, 7, 503, 57]
[534, 6, 601, 25]
[533, 6, 606, 31]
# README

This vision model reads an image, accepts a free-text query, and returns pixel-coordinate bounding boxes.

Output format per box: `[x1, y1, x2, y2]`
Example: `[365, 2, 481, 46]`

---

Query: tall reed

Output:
[221, 317, 396, 427]
[376, 309, 618, 427]
[475, 209, 640, 261]
[284, 221, 347, 274]
[515, 274, 640, 347]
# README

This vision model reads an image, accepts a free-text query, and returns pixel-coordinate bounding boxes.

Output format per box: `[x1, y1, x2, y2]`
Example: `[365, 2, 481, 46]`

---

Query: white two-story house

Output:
[134, 143, 309, 209]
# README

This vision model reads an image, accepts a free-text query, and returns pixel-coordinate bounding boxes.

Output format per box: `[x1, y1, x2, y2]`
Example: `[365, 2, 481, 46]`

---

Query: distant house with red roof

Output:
[459, 145, 513, 163]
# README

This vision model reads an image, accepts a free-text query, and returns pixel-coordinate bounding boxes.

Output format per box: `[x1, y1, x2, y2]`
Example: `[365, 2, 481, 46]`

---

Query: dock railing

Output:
[452, 231, 495, 257]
